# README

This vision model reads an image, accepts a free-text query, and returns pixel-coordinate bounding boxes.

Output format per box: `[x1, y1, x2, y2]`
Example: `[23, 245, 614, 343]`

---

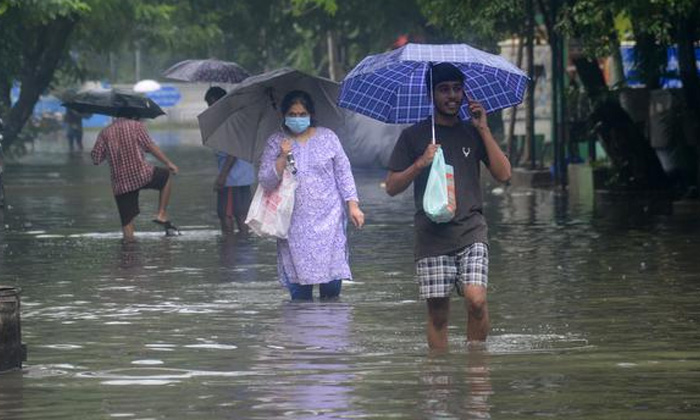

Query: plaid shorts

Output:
[416, 242, 489, 299]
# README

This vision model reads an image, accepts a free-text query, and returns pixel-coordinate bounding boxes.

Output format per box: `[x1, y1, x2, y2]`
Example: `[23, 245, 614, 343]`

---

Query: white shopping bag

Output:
[245, 168, 297, 239]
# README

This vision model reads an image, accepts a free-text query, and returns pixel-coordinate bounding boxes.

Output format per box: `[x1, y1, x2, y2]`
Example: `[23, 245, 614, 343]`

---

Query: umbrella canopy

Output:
[198, 67, 344, 163]
[62, 90, 165, 119]
[57, 87, 80, 102]
[338, 43, 529, 124]
[163, 59, 250, 84]
[133, 79, 161, 93]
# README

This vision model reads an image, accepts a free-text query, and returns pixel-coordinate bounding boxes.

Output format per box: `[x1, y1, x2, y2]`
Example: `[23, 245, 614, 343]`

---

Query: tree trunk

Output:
[524, 0, 536, 168]
[609, 41, 626, 88]
[3, 16, 77, 149]
[260, 26, 271, 72]
[606, 10, 626, 88]
[506, 37, 524, 164]
[327, 30, 337, 82]
[574, 58, 669, 190]
[675, 13, 700, 190]
[134, 43, 141, 83]
[633, 28, 663, 90]
[0, 80, 10, 112]
[676, 15, 700, 122]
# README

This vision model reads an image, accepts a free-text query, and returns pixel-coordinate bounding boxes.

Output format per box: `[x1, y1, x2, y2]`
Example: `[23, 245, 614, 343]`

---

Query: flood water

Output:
[1, 130, 699, 419]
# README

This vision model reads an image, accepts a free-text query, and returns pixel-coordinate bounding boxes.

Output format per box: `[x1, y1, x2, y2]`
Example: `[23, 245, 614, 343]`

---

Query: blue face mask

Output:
[285, 116, 311, 134]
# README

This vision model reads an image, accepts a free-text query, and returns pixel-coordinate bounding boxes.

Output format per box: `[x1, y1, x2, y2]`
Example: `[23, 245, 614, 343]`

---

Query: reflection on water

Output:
[0, 132, 699, 419]
[118, 240, 143, 271]
[253, 303, 359, 419]
[218, 235, 259, 283]
[0, 373, 23, 420]
[419, 351, 492, 419]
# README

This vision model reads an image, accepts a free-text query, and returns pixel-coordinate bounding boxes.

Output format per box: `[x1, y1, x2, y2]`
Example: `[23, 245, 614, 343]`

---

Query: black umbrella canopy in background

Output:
[58, 88, 80, 102]
[62, 90, 165, 119]
[162, 59, 250, 84]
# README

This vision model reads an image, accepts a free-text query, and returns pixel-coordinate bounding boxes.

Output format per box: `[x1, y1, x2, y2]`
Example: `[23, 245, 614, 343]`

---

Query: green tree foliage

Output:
[74, 0, 427, 83]
[0, 0, 89, 149]
[283, 0, 430, 78]
[0, 1, 193, 148]
[417, 0, 526, 50]
[562, 0, 700, 124]
[0, 0, 431, 149]
[0, 0, 228, 149]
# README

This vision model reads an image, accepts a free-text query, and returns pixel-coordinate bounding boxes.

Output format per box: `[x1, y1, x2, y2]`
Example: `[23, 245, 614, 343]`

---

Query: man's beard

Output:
[435, 105, 460, 118]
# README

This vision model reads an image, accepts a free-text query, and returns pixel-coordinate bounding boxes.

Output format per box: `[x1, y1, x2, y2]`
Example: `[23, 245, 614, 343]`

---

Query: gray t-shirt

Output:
[388, 119, 489, 260]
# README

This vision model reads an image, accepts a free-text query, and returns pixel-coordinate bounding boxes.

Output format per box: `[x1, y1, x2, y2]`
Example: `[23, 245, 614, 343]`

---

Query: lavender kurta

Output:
[259, 127, 359, 286]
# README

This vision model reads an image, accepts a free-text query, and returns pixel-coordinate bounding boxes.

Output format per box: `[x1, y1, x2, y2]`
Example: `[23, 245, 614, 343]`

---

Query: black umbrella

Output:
[162, 59, 250, 84]
[62, 90, 165, 119]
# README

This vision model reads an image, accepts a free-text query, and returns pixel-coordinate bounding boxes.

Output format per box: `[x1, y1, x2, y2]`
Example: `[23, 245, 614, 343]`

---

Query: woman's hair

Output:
[205, 86, 227, 106]
[280, 90, 315, 116]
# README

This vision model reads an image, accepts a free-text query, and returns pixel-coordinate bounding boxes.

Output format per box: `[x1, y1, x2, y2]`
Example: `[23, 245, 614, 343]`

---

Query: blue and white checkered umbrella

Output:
[338, 43, 529, 125]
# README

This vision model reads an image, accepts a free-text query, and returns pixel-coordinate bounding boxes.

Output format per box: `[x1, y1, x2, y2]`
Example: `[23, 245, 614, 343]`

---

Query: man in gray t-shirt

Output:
[385, 63, 512, 350]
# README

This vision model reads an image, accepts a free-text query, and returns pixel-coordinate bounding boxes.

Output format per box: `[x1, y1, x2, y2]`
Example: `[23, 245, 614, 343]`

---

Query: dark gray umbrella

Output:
[198, 67, 407, 165]
[62, 90, 165, 119]
[198, 68, 343, 162]
[162, 59, 250, 84]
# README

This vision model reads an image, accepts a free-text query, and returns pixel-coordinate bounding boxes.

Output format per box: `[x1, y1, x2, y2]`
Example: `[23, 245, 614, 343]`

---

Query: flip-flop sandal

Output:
[153, 219, 181, 235]
[165, 226, 181, 236]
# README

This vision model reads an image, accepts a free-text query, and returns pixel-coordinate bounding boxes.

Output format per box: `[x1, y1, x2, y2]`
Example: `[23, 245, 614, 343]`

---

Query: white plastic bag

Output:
[245, 168, 297, 239]
[423, 148, 456, 223]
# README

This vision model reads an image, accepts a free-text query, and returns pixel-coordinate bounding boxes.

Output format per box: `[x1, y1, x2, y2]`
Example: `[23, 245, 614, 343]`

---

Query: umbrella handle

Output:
[266, 87, 278, 111]
[266, 87, 287, 134]
[465, 92, 474, 102]
[429, 63, 436, 145]
[464, 87, 476, 104]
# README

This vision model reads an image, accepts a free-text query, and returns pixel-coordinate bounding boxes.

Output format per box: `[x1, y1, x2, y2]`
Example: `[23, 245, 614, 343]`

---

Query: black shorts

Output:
[115, 167, 170, 226]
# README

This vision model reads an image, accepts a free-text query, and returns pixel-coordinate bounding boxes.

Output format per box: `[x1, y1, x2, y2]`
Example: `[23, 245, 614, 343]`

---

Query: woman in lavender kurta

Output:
[258, 90, 365, 300]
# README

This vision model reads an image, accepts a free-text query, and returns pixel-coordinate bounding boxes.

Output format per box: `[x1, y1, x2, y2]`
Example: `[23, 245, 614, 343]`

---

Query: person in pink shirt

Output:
[91, 114, 179, 241]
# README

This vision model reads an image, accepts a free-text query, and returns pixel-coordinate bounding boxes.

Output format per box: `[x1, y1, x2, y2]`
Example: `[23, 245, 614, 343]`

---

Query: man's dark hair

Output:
[425, 62, 465, 91]
[280, 90, 315, 117]
[205, 86, 227, 106]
